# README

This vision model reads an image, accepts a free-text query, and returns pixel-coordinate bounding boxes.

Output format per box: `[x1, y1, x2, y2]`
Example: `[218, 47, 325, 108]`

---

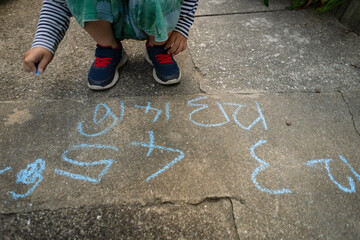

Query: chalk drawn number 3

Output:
[250, 140, 292, 194]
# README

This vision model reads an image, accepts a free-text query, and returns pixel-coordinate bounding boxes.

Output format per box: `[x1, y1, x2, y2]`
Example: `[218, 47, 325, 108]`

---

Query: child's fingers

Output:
[167, 44, 177, 54]
[23, 47, 53, 74]
[173, 41, 186, 56]
[166, 32, 187, 55]
[169, 38, 187, 55]
[174, 40, 187, 55]
[23, 57, 37, 73]
[164, 38, 174, 50]
[37, 54, 53, 74]
[164, 32, 177, 50]
[167, 38, 181, 54]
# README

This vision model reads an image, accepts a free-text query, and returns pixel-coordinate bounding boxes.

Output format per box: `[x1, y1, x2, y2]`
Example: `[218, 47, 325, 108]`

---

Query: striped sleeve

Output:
[31, 0, 71, 54]
[174, 0, 198, 38]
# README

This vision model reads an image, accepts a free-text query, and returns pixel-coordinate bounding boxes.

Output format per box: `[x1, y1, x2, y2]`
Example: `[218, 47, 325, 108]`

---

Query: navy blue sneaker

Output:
[88, 40, 128, 90]
[145, 41, 181, 85]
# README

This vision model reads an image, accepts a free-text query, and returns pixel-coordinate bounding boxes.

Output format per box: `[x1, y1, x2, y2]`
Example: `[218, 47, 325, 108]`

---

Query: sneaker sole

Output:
[145, 50, 181, 85]
[88, 50, 128, 90]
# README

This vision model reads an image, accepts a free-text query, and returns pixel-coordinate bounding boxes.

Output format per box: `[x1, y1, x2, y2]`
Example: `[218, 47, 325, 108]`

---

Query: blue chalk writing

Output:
[165, 103, 170, 122]
[78, 103, 118, 137]
[0, 167, 11, 174]
[131, 131, 185, 181]
[188, 97, 267, 130]
[135, 102, 169, 122]
[120, 100, 125, 121]
[250, 140, 292, 194]
[54, 144, 118, 183]
[188, 97, 230, 127]
[224, 102, 267, 130]
[305, 155, 359, 193]
[339, 155, 360, 182]
[10, 159, 46, 200]
[143, 130, 156, 157]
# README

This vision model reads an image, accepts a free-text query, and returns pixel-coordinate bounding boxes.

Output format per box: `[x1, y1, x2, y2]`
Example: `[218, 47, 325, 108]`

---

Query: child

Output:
[23, 0, 198, 90]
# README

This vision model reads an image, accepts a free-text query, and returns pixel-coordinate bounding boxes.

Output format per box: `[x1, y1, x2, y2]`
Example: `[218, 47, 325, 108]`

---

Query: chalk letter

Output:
[305, 155, 359, 193]
[10, 159, 45, 199]
[224, 102, 267, 130]
[78, 103, 118, 137]
[188, 97, 230, 127]
[54, 144, 118, 183]
[131, 131, 185, 181]
[0, 167, 11, 174]
[250, 140, 292, 194]
[135, 102, 169, 122]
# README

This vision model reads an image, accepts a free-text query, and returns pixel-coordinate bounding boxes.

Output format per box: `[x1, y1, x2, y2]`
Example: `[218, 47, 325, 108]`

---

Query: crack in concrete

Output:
[187, 45, 207, 94]
[195, 9, 289, 19]
[193, 66, 207, 94]
[339, 91, 360, 137]
[1, 196, 246, 215]
[229, 198, 241, 240]
[187, 196, 244, 240]
[350, 64, 360, 70]
[187, 196, 245, 206]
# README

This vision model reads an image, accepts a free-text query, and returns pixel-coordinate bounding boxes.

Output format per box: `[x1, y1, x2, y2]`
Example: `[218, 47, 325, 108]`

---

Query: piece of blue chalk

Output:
[36, 69, 40, 75]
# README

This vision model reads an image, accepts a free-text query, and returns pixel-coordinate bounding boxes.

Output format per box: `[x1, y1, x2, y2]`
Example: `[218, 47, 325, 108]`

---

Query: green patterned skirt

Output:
[66, 0, 183, 42]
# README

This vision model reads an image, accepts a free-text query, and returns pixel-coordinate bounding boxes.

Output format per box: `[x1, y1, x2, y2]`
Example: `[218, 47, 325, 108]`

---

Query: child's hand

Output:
[164, 31, 187, 56]
[23, 47, 53, 74]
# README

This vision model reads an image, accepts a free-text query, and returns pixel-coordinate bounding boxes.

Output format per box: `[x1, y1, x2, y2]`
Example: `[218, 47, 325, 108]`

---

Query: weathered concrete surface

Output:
[189, 10, 360, 93]
[1, 199, 238, 239]
[342, 90, 360, 134]
[196, 0, 291, 16]
[1, 0, 360, 239]
[1, 93, 359, 239]
[232, 200, 314, 239]
[232, 198, 359, 240]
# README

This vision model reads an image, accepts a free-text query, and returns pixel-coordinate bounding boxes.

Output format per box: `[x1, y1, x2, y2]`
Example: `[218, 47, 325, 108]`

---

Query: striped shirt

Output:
[32, 0, 198, 54]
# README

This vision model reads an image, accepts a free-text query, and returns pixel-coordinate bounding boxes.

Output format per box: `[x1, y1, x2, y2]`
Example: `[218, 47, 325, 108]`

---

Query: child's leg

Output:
[147, 32, 173, 46]
[145, 30, 181, 85]
[129, 0, 183, 85]
[65, 0, 127, 90]
[84, 20, 118, 48]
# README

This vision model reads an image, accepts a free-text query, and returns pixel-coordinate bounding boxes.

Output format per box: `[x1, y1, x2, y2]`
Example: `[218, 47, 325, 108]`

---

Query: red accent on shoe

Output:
[94, 57, 112, 67]
[146, 40, 153, 47]
[97, 40, 121, 49]
[155, 54, 173, 64]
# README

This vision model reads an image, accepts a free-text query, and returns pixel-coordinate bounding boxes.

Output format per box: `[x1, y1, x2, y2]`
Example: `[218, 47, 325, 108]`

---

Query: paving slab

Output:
[232, 198, 359, 239]
[197, 0, 291, 16]
[0, 2, 201, 101]
[1, 93, 359, 238]
[1, 0, 360, 238]
[1, 199, 238, 239]
[189, 10, 360, 93]
[342, 90, 360, 134]
[232, 199, 314, 239]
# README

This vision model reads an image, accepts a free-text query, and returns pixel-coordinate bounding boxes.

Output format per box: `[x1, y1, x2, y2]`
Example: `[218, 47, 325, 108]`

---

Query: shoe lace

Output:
[94, 57, 112, 67]
[155, 54, 173, 64]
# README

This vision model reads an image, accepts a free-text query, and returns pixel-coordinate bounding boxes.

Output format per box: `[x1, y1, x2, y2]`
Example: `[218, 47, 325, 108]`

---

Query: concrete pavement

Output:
[1, 0, 359, 239]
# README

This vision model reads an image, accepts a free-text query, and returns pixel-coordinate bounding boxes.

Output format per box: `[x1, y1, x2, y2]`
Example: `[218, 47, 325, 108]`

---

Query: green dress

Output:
[66, 0, 183, 42]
